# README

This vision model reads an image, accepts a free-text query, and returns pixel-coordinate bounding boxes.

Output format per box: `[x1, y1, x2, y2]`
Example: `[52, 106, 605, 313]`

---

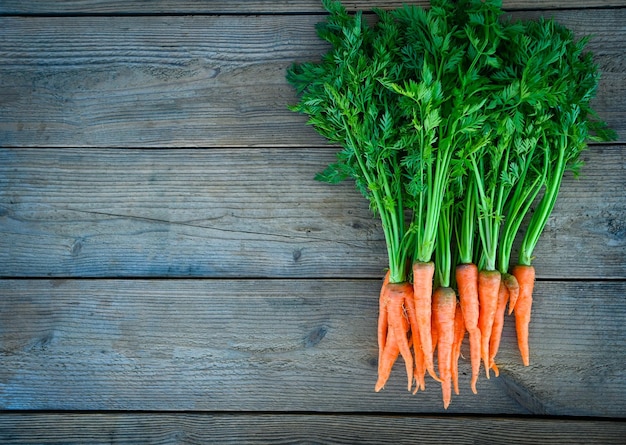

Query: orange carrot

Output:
[389, 283, 415, 392]
[452, 300, 465, 396]
[503, 272, 520, 315]
[375, 328, 400, 392]
[413, 336, 426, 393]
[512, 264, 535, 366]
[488, 280, 510, 377]
[433, 286, 457, 409]
[455, 263, 481, 393]
[431, 301, 438, 359]
[405, 294, 426, 392]
[478, 269, 501, 378]
[412, 261, 439, 382]
[429, 303, 439, 389]
[375, 282, 414, 392]
[377, 271, 390, 376]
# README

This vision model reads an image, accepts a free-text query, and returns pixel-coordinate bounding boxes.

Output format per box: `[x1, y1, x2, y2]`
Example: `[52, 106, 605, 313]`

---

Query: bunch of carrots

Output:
[287, 0, 615, 408]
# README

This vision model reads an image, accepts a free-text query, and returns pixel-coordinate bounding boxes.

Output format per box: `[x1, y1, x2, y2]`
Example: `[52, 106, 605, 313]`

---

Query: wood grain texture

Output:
[1, 279, 624, 416]
[1, 147, 624, 279]
[0, 10, 623, 148]
[2, 0, 626, 14]
[0, 413, 625, 445]
[0, 0, 625, 439]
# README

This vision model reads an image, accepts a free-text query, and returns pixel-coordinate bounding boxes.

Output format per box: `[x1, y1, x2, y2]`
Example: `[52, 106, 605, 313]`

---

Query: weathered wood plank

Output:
[2, 0, 626, 14]
[1, 147, 624, 279]
[0, 279, 624, 416]
[0, 413, 625, 445]
[0, 10, 623, 148]
[0, 0, 626, 15]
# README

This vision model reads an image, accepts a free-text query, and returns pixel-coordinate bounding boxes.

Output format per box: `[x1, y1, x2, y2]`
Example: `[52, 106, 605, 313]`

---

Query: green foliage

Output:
[287, 0, 614, 283]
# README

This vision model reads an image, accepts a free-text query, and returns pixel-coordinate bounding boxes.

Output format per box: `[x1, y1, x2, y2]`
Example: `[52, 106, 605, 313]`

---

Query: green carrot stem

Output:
[519, 136, 567, 266]
[456, 177, 476, 266]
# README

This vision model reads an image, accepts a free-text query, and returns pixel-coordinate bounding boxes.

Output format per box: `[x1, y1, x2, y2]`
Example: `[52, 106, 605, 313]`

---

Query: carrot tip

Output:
[490, 362, 500, 378]
[414, 375, 425, 392]
[470, 375, 478, 395]
[427, 366, 442, 383]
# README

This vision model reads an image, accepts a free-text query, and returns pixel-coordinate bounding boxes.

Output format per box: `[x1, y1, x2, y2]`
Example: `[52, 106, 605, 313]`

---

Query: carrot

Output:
[488, 280, 510, 377]
[503, 272, 520, 315]
[375, 281, 414, 392]
[433, 286, 457, 409]
[512, 264, 535, 366]
[412, 261, 439, 382]
[377, 271, 390, 377]
[405, 294, 426, 392]
[389, 283, 415, 392]
[455, 263, 481, 393]
[431, 303, 438, 357]
[452, 300, 466, 396]
[413, 336, 426, 392]
[375, 327, 400, 392]
[478, 269, 501, 378]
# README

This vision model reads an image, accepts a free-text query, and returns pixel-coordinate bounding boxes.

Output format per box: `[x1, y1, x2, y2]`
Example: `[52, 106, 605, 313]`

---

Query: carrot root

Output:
[377, 271, 390, 380]
[452, 300, 466, 396]
[405, 293, 426, 393]
[375, 329, 400, 392]
[488, 280, 510, 377]
[478, 269, 502, 379]
[433, 287, 457, 409]
[412, 261, 441, 383]
[389, 283, 415, 392]
[375, 280, 414, 392]
[512, 264, 535, 367]
[503, 273, 520, 315]
[456, 263, 480, 394]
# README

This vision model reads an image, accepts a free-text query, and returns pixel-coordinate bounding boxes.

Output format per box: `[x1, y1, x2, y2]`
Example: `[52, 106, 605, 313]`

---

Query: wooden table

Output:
[1, 1, 625, 443]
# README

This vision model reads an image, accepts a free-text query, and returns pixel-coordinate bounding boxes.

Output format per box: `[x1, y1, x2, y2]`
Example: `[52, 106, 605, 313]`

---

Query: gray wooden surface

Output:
[1, 413, 626, 445]
[1, 0, 625, 443]
[1, 147, 624, 279]
[2, 0, 626, 14]
[1, 279, 625, 416]
[1, 10, 624, 147]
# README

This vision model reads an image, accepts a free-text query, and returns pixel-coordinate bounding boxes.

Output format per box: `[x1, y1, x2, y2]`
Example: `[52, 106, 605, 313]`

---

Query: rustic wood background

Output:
[1, 0, 625, 443]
